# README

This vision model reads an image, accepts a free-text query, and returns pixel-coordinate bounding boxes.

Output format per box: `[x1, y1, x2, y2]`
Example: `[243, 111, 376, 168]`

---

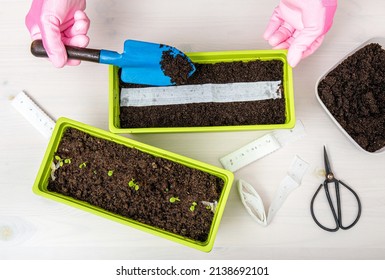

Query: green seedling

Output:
[189, 202, 198, 212]
[51, 155, 71, 181]
[79, 162, 87, 169]
[107, 170, 114, 176]
[169, 196, 180, 203]
[54, 155, 71, 167]
[128, 178, 136, 187]
[128, 178, 139, 191]
[54, 155, 63, 166]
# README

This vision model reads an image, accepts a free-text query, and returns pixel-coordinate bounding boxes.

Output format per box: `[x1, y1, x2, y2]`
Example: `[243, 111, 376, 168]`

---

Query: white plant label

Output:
[11, 91, 56, 138]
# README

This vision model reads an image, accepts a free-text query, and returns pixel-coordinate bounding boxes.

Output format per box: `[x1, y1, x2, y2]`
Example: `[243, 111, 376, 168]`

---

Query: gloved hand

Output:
[263, 0, 337, 67]
[25, 0, 90, 67]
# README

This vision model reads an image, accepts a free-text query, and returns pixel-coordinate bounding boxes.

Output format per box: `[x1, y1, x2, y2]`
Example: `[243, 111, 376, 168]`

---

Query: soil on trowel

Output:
[160, 49, 194, 85]
[318, 43, 385, 152]
[119, 59, 286, 128]
[48, 128, 224, 242]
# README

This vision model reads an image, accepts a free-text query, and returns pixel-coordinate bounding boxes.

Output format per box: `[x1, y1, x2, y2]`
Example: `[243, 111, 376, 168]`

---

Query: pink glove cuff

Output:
[323, 2, 337, 33]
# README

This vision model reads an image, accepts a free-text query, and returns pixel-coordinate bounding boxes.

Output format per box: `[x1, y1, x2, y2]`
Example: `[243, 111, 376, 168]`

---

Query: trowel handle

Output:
[30, 40, 101, 63]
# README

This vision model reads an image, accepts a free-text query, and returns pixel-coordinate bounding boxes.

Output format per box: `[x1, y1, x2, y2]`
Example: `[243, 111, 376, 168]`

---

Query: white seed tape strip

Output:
[120, 81, 282, 107]
[11, 91, 56, 138]
[238, 155, 309, 226]
[219, 120, 306, 172]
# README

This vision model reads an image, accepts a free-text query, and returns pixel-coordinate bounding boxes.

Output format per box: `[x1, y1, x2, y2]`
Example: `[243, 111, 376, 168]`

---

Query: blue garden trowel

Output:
[31, 39, 196, 86]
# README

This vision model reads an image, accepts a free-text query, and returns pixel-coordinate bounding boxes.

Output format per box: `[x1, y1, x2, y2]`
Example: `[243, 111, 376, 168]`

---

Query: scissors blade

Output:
[323, 146, 332, 176]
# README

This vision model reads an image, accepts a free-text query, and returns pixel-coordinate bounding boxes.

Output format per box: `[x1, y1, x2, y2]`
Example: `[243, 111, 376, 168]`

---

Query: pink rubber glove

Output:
[263, 0, 337, 67]
[25, 0, 90, 67]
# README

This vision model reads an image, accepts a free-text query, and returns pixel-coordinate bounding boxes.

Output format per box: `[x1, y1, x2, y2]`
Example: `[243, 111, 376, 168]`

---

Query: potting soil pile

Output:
[318, 43, 385, 153]
[160, 49, 194, 85]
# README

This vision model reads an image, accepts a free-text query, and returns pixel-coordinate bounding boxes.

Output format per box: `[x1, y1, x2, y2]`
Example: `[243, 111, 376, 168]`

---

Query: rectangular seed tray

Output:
[109, 49, 295, 133]
[33, 117, 234, 252]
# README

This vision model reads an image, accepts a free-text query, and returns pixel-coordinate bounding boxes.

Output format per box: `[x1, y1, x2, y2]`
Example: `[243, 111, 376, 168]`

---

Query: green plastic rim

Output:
[33, 117, 234, 252]
[109, 49, 295, 134]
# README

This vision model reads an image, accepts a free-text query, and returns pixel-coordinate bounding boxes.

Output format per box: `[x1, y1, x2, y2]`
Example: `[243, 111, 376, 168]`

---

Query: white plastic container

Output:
[315, 37, 385, 155]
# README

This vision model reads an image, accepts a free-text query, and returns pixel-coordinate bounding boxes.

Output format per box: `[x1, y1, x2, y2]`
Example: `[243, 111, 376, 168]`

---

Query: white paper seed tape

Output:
[219, 120, 306, 172]
[238, 155, 309, 226]
[11, 91, 56, 138]
[120, 81, 282, 107]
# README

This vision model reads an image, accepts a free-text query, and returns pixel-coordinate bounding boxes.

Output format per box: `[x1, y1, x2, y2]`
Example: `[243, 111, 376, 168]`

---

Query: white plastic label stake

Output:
[238, 155, 309, 226]
[11, 91, 56, 138]
[121, 81, 282, 107]
[272, 120, 306, 147]
[219, 120, 306, 172]
[220, 134, 281, 172]
[267, 155, 309, 224]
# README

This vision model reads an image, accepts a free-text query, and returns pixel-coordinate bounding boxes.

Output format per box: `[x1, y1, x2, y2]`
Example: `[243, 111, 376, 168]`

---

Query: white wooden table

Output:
[1, 0, 385, 260]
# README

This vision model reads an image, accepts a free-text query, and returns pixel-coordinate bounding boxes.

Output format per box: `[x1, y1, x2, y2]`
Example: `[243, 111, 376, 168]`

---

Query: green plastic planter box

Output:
[33, 117, 234, 252]
[109, 49, 295, 134]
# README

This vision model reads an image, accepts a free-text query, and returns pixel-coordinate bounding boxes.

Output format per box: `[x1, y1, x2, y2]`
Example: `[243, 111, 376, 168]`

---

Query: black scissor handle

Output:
[310, 180, 361, 232]
[310, 183, 339, 232]
[338, 180, 362, 230]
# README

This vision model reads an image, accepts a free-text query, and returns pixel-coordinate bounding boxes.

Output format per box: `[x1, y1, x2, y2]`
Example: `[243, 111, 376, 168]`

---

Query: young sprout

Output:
[51, 155, 70, 180]
[189, 202, 198, 212]
[128, 178, 139, 191]
[128, 178, 135, 187]
[54, 155, 64, 166]
[54, 156, 72, 167]
[169, 196, 180, 203]
[107, 170, 114, 176]
[79, 162, 87, 169]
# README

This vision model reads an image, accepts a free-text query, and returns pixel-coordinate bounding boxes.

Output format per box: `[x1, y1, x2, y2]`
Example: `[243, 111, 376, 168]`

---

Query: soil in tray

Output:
[119, 59, 286, 128]
[48, 128, 224, 242]
[318, 43, 385, 152]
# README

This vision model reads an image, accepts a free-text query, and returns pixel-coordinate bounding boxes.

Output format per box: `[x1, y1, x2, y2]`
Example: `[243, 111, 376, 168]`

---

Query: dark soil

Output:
[120, 59, 286, 128]
[318, 43, 385, 152]
[160, 49, 194, 85]
[48, 128, 224, 242]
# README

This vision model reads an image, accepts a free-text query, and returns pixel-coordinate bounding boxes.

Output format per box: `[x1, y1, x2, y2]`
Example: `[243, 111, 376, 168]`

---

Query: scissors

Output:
[310, 146, 362, 232]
